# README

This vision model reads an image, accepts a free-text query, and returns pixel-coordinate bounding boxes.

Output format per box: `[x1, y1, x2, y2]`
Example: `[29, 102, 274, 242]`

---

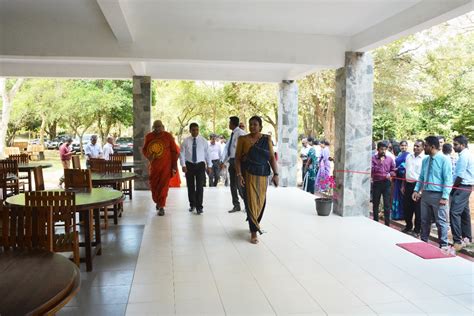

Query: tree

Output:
[0, 78, 25, 155]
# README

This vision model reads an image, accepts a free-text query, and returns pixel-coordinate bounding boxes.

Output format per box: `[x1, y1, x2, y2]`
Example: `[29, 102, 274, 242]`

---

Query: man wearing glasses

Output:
[451, 135, 474, 251]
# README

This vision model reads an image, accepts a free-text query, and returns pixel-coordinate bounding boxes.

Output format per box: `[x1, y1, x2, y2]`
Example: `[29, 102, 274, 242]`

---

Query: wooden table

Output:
[18, 162, 53, 191]
[6, 188, 124, 271]
[0, 249, 80, 315]
[91, 171, 136, 186]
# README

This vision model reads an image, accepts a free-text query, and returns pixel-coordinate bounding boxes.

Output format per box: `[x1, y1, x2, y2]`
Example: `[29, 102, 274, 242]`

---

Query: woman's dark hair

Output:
[442, 143, 453, 155]
[313, 139, 320, 145]
[392, 142, 401, 156]
[248, 115, 263, 127]
[425, 136, 440, 150]
[400, 140, 408, 146]
[307, 137, 314, 144]
[324, 140, 330, 146]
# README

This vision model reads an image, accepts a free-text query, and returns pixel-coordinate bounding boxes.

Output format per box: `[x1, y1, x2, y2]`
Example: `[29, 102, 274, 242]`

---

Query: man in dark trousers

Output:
[180, 123, 212, 214]
[221, 116, 247, 213]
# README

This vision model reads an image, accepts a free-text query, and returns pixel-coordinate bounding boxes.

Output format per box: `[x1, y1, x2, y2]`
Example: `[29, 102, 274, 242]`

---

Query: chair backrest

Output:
[103, 160, 122, 174]
[2, 201, 54, 252]
[109, 153, 127, 163]
[25, 191, 76, 230]
[9, 153, 29, 164]
[33, 167, 45, 191]
[89, 158, 105, 173]
[71, 155, 81, 169]
[4, 147, 20, 156]
[0, 159, 19, 176]
[64, 169, 92, 192]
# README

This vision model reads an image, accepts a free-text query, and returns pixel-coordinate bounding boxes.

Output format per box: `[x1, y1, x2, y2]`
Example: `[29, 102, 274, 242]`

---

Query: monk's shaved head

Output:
[152, 120, 165, 133]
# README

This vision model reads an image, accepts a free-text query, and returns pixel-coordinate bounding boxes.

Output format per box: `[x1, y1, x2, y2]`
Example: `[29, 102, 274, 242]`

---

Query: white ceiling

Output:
[0, 0, 472, 82]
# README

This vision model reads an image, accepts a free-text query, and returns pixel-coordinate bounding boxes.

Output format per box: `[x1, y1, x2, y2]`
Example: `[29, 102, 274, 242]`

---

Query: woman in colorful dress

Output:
[235, 116, 279, 244]
[315, 140, 331, 192]
[303, 138, 319, 194]
[391, 140, 409, 220]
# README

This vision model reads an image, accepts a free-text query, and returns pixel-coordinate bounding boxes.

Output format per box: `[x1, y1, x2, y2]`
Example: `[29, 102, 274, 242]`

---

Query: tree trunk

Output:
[39, 113, 47, 146]
[0, 78, 25, 157]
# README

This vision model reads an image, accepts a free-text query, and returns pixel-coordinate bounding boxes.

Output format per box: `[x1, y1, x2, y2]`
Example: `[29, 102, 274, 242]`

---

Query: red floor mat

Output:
[397, 242, 455, 259]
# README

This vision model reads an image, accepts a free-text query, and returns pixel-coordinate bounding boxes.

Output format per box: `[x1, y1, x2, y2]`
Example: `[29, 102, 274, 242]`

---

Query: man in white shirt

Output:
[180, 123, 212, 215]
[84, 135, 103, 167]
[102, 136, 114, 160]
[220, 116, 247, 213]
[402, 139, 425, 236]
[208, 134, 222, 187]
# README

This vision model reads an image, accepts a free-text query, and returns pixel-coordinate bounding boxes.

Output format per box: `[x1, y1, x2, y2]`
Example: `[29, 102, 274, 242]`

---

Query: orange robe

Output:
[169, 143, 181, 187]
[142, 131, 178, 207]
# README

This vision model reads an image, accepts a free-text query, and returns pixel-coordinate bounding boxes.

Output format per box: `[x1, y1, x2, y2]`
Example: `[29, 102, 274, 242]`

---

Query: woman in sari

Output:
[391, 140, 409, 220]
[235, 116, 279, 244]
[303, 138, 319, 194]
[315, 140, 331, 192]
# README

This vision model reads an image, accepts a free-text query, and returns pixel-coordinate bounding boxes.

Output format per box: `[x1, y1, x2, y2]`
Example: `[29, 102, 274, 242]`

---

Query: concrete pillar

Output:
[333, 52, 374, 217]
[132, 76, 152, 190]
[277, 80, 298, 187]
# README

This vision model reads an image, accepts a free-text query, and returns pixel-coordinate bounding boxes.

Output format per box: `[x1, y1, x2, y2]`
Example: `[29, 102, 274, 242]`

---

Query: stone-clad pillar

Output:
[277, 80, 298, 187]
[333, 52, 374, 217]
[133, 76, 152, 190]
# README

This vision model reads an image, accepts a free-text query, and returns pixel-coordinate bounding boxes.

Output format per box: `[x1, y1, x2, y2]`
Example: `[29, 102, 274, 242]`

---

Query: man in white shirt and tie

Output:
[180, 123, 212, 215]
[208, 134, 222, 187]
[402, 139, 425, 236]
[220, 116, 247, 213]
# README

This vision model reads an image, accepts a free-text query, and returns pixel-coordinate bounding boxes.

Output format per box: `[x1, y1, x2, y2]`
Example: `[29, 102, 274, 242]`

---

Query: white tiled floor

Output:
[122, 187, 474, 316]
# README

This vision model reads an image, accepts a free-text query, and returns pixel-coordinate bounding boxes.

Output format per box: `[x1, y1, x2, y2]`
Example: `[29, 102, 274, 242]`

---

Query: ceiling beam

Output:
[96, 0, 134, 44]
[129, 61, 147, 76]
[351, 0, 473, 52]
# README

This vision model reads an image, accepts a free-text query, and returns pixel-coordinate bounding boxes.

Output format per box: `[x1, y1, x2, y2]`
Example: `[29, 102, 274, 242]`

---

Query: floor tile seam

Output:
[169, 211, 177, 315]
[200, 227, 229, 316]
[405, 295, 473, 314]
[214, 214, 278, 316]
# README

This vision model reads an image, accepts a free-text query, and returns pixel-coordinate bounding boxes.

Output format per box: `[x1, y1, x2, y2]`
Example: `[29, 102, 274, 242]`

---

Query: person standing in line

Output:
[180, 123, 212, 215]
[303, 138, 318, 194]
[300, 138, 311, 185]
[207, 134, 222, 187]
[402, 139, 425, 236]
[442, 143, 458, 177]
[391, 140, 409, 220]
[220, 116, 247, 213]
[84, 135, 103, 168]
[450, 135, 473, 251]
[142, 120, 178, 216]
[102, 136, 115, 160]
[235, 116, 279, 244]
[371, 141, 396, 226]
[412, 136, 452, 249]
[58, 138, 74, 187]
[315, 140, 331, 192]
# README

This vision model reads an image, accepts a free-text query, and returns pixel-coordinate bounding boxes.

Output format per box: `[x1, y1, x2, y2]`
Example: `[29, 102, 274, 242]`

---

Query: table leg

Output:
[28, 170, 32, 192]
[93, 208, 102, 256]
[84, 209, 93, 271]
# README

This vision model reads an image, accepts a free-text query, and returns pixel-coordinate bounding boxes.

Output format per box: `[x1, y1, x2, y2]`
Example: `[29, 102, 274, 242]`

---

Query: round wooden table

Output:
[18, 162, 53, 192]
[0, 249, 80, 316]
[91, 171, 136, 186]
[6, 188, 124, 271]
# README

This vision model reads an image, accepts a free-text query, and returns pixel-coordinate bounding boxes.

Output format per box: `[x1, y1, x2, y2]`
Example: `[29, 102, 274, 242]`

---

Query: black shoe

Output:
[402, 227, 411, 233]
[156, 204, 160, 210]
[189, 207, 195, 213]
[158, 208, 165, 216]
[228, 206, 241, 213]
[196, 208, 203, 215]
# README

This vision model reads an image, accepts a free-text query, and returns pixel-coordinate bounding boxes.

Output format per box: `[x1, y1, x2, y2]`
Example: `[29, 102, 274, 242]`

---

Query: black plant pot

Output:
[315, 198, 332, 216]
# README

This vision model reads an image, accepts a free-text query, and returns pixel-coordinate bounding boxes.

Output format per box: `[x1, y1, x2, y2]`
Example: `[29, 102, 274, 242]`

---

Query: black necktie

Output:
[192, 137, 197, 163]
[227, 132, 234, 157]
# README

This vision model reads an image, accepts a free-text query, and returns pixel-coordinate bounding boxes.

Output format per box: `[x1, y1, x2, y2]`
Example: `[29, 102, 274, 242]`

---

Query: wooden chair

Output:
[110, 153, 132, 199]
[10, 153, 31, 188]
[24, 191, 80, 266]
[71, 155, 81, 169]
[0, 159, 24, 196]
[64, 169, 92, 192]
[33, 166, 45, 191]
[88, 158, 105, 173]
[4, 147, 20, 156]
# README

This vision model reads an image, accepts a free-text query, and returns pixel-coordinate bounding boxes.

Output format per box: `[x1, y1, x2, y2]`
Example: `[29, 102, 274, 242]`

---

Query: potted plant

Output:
[315, 176, 336, 216]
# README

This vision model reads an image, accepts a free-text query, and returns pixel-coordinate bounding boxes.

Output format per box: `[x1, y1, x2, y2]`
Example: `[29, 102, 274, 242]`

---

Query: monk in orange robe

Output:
[169, 142, 181, 188]
[142, 120, 178, 216]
